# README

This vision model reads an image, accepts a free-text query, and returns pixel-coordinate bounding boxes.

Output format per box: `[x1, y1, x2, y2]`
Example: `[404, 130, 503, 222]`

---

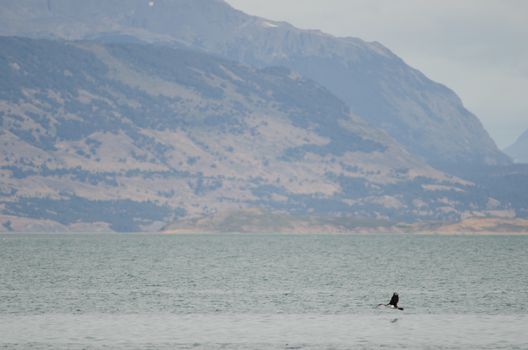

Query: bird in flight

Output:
[378, 292, 404, 310]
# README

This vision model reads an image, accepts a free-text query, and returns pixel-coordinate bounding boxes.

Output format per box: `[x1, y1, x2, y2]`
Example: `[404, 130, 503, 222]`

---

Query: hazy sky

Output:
[225, 0, 528, 148]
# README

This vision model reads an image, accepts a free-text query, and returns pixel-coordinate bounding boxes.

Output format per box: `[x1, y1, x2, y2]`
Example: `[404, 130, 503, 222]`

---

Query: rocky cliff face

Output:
[504, 130, 528, 163]
[0, 0, 510, 170]
[0, 37, 502, 232]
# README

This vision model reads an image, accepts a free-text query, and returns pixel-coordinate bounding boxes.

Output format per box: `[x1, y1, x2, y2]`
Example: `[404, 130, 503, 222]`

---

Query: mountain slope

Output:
[0, 37, 504, 232]
[0, 0, 510, 170]
[504, 129, 528, 163]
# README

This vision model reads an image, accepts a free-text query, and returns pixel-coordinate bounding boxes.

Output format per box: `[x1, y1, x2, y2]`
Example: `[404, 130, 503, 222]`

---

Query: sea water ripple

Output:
[1, 234, 527, 349]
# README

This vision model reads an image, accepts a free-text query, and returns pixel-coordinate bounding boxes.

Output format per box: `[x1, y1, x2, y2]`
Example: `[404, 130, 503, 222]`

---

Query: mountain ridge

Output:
[1, 0, 526, 233]
[1, 36, 512, 232]
[0, 0, 510, 170]
[504, 129, 528, 163]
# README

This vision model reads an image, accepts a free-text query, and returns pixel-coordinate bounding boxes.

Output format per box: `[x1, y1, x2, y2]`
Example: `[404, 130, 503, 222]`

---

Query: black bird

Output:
[378, 292, 404, 310]
[389, 292, 399, 308]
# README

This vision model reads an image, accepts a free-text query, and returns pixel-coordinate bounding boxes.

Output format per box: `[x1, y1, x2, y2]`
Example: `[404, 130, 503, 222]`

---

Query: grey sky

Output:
[225, 0, 528, 148]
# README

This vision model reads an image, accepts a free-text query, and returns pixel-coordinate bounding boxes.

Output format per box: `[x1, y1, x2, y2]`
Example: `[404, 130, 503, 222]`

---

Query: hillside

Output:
[0, 0, 510, 170]
[504, 129, 528, 163]
[0, 37, 509, 232]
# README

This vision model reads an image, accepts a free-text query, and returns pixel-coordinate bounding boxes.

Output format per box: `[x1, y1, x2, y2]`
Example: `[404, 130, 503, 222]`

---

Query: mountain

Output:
[0, 0, 510, 171]
[504, 129, 528, 163]
[1, 37, 511, 232]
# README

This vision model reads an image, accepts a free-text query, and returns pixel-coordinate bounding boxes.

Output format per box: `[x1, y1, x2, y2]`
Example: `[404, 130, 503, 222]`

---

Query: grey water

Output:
[1, 234, 527, 349]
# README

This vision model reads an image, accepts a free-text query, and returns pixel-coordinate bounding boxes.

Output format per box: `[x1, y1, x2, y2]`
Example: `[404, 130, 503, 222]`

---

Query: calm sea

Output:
[1, 234, 527, 349]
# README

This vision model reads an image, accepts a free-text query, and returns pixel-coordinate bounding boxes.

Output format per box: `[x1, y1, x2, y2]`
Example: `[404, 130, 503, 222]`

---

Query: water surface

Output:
[1, 234, 527, 349]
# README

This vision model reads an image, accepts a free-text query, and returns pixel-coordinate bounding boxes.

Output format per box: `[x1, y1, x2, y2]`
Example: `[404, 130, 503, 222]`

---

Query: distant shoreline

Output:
[2, 215, 527, 235]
